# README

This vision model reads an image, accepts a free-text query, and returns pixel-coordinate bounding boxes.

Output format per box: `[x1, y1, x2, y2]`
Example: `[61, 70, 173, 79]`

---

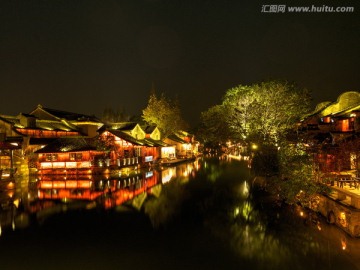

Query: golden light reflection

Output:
[234, 207, 240, 217]
[242, 201, 253, 220]
[7, 182, 15, 189]
[13, 199, 20, 208]
[243, 181, 249, 197]
[341, 239, 347, 250]
[162, 168, 176, 184]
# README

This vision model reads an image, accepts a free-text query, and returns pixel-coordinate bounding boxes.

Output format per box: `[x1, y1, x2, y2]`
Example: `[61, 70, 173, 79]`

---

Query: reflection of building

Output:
[33, 170, 160, 208]
[161, 159, 199, 183]
[0, 141, 22, 177]
[161, 167, 176, 184]
[0, 158, 200, 234]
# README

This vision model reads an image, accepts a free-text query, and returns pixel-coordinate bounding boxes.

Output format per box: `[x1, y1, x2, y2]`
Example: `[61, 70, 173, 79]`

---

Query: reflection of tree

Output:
[231, 195, 298, 269]
[193, 158, 328, 269]
[144, 180, 187, 228]
[201, 183, 292, 269]
[143, 158, 348, 269]
[228, 197, 335, 269]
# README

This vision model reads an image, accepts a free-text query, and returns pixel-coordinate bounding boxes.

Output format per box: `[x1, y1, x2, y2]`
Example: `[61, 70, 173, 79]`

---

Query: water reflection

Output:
[170, 156, 360, 269]
[0, 159, 200, 235]
[1, 156, 360, 269]
[201, 158, 360, 269]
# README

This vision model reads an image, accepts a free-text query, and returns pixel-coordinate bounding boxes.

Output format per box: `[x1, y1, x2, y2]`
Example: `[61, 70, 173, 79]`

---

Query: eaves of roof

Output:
[35, 137, 106, 153]
[144, 138, 169, 147]
[166, 134, 187, 144]
[107, 130, 145, 146]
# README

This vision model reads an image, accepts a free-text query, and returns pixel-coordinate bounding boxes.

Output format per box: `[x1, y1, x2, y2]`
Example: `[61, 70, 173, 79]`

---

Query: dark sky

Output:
[1, 0, 359, 127]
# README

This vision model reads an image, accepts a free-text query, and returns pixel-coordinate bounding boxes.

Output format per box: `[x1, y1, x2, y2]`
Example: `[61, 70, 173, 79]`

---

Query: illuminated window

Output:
[45, 154, 58, 161]
[350, 118, 355, 130]
[323, 116, 331, 123]
[341, 119, 349, 131]
[70, 153, 83, 161]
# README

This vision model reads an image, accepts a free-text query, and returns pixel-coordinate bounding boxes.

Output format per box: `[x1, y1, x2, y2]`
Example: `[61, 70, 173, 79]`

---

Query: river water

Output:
[1, 156, 360, 270]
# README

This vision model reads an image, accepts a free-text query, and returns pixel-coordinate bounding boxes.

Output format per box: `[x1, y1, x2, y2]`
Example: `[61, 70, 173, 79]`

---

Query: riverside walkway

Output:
[325, 173, 360, 209]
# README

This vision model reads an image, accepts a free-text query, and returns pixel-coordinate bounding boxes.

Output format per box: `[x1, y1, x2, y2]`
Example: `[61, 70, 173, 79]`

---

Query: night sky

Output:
[1, 0, 359, 127]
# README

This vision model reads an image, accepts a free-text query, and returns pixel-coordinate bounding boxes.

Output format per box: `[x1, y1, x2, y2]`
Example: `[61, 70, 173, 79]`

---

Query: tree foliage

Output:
[222, 85, 256, 142]
[102, 107, 130, 123]
[196, 104, 232, 148]
[198, 80, 316, 204]
[142, 93, 187, 138]
[272, 142, 329, 206]
[222, 80, 311, 145]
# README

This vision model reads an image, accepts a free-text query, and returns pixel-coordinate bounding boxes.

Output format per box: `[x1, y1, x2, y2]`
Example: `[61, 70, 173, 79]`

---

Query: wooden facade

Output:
[35, 138, 108, 175]
[300, 91, 360, 172]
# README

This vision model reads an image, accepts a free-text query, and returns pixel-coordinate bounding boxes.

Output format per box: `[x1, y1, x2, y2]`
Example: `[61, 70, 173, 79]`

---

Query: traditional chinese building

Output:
[143, 126, 168, 162]
[299, 91, 360, 173]
[29, 104, 104, 138]
[99, 123, 168, 167]
[35, 137, 108, 175]
[0, 105, 104, 175]
[163, 131, 198, 158]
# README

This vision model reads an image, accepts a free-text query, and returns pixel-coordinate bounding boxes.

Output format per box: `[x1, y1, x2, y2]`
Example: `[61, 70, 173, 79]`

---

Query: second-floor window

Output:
[69, 153, 83, 161]
[350, 119, 355, 130]
[45, 154, 58, 161]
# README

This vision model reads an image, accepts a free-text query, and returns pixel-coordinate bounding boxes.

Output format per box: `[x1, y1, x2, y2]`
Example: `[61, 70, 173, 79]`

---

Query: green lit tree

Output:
[222, 84, 256, 142]
[223, 80, 311, 146]
[198, 80, 317, 204]
[272, 142, 329, 207]
[142, 93, 188, 138]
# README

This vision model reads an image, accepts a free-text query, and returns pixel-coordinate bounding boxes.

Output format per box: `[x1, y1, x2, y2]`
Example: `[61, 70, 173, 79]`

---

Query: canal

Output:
[1, 156, 360, 270]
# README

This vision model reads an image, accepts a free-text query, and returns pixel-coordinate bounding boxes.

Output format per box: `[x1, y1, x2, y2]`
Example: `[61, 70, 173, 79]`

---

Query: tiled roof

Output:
[35, 120, 79, 132]
[0, 141, 22, 149]
[29, 138, 57, 145]
[0, 115, 19, 125]
[35, 137, 106, 153]
[1, 114, 80, 132]
[106, 130, 145, 146]
[111, 122, 138, 131]
[144, 138, 168, 147]
[143, 125, 157, 134]
[32, 105, 101, 123]
[166, 134, 187, 144]
[332, 104, 360, 117]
